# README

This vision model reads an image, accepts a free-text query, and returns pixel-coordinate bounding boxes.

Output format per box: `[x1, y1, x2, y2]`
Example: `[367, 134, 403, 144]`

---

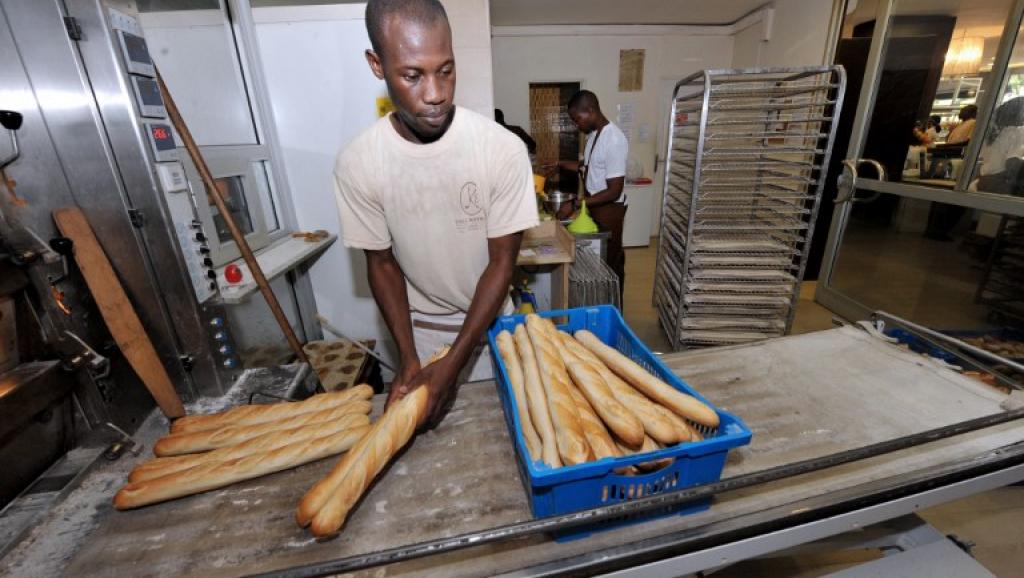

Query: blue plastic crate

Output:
[886, 328, 1024, 365]
[487, 305, 752, 540]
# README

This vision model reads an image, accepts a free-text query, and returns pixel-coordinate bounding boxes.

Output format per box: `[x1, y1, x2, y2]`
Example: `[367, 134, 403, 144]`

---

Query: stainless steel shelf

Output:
[653, 66, 846, 350]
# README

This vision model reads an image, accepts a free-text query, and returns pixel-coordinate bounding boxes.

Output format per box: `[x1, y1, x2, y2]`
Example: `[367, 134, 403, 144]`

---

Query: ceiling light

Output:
[944, 35, 984, 76]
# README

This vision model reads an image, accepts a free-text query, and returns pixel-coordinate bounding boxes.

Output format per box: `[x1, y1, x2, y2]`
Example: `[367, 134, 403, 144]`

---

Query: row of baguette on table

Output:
[112, 315, 718, 538]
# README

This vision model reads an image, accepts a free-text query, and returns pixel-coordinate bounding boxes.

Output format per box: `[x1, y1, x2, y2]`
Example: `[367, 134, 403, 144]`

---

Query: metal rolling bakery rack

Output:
[653, 66, 847, 350]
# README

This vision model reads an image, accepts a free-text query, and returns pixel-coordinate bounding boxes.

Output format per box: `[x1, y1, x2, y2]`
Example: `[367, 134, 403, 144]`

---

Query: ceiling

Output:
[489, 0, 770, 27]
[844, 0, 1016, 39]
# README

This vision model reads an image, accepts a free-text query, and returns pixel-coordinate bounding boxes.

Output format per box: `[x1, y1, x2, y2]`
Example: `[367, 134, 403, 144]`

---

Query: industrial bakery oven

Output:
[0, 0, 324, 505]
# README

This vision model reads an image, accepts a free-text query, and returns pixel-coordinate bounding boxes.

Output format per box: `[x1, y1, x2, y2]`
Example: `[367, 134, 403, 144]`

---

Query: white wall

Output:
[253, 1, 495, 367]
[492, 32, 733, 179]
[446, 0, 496, 114]
[492, 30, 733, 235]
[731, 0, 834, 68]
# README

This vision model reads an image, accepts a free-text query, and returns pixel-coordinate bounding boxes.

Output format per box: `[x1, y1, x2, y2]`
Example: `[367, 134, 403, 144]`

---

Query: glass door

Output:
[817, 0, 1024, 333]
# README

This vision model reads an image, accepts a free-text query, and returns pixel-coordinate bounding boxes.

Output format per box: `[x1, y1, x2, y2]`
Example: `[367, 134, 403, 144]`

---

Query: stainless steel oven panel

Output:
[67, 0, 237, 396]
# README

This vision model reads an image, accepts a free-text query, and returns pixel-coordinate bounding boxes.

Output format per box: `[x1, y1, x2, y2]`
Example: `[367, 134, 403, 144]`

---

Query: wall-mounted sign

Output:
[619, 49, 645, 92]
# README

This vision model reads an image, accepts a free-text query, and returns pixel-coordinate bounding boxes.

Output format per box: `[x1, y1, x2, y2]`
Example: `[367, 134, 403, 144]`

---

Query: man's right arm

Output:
[365, 248, 420, 405]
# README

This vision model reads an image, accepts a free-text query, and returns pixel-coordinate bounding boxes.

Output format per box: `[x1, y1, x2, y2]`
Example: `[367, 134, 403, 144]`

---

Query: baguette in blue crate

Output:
[574, 330, 720, 428]
[563, 361, 644, 448]
[563, 372, 621, 461]
[513, 325, 561, 467]
[525, 315, 593, 465]
[494, 329, 543, 460]
[556, 332, 686, 444]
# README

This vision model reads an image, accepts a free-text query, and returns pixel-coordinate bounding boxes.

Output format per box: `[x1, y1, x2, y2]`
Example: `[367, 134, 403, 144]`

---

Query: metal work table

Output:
[3, 326, 1024, 577]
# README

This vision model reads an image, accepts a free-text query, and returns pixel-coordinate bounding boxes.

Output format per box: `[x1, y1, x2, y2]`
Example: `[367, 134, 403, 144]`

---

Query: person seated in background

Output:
[913, 115, 943, 147]
[927, 115, 943, 142]
[974, 97, 1024, 196]
[945, 104, 978, 145]
[495, 109, 537, 155]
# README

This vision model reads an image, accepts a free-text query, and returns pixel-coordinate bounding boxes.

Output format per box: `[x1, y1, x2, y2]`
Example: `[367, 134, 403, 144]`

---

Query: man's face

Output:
[366, 16, 456, 141]
[569, 107, 596, 133]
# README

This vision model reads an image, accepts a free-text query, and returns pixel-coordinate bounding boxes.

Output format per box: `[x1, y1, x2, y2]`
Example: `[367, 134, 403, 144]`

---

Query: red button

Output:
[224, 264, 243, 284]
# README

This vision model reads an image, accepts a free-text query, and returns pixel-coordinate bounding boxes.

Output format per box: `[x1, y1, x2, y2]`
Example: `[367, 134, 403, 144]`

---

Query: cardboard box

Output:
[517, 220, 576, 266]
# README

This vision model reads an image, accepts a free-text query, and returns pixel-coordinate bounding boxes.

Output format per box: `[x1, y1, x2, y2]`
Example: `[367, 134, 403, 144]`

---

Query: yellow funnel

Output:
[567, 199, 599, 234]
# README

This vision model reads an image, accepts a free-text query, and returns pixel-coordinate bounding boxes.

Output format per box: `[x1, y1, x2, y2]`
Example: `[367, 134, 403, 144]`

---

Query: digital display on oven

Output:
[122, 32, 152, 66]
[135, 77, 163, 107]
[148, 124, 175, 152]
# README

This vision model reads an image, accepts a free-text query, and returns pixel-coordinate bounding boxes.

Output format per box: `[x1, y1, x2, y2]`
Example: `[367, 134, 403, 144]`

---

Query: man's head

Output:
[960, 104, 978, 121]
[365, 0, 455, 142]
[567, 90, 602, 133]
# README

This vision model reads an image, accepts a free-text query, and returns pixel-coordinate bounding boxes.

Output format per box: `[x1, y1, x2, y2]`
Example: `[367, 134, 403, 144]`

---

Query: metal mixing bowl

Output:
[544, 190, 576, 214]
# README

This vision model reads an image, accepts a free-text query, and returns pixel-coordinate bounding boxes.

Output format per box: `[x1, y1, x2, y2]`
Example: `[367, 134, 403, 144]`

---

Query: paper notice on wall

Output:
[617, 102, 637, 144]
[618, 49, 645, 92]
[638, 123, 651, 143]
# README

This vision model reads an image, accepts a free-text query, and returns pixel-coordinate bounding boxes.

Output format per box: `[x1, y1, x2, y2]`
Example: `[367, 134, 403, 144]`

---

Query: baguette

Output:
[513, 325, 561, 468]
[617, 435, 674, 472]
[564, 375, 619, 461]
[557, 333, 682, 445]
[154, 402, 371, 457]
[114, 425, 370, 510]
[171, 384, 373, 435]
[131, 417, 368, 483]
[564, 361, 645, 448]
[495, 330, 543, 460]
[651, 402, 702, 442]
[296, 346, 449, 533]
[575, 330, 720, 428]
[526, 315, 592, 465]
[301, 386, 427, 536]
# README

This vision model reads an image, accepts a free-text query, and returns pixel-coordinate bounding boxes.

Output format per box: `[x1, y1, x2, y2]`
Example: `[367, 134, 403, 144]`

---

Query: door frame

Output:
[815, 0, 1024, 322]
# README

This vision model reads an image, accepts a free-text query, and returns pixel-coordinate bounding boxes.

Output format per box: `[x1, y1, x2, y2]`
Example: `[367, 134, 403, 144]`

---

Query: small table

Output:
[517, 220, 576, 310]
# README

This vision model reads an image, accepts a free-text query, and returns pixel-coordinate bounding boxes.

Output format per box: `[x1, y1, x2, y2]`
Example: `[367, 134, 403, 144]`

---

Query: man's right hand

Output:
[386, 359, 422, 409]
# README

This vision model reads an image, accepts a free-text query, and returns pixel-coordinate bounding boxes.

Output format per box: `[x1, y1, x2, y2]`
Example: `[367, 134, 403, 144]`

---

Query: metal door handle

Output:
[835, 158, 886, 204]
[0, 110, 23, 170]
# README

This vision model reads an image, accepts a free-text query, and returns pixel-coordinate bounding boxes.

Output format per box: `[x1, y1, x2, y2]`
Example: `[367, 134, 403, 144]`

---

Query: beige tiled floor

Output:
[622, 243, 837, 353]
[620, 240, 1024, 577]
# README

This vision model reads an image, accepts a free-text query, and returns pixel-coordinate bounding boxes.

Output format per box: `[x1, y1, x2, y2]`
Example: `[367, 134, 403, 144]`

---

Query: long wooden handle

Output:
[53, 207, 185, 419]
[155, 70, 311, 369]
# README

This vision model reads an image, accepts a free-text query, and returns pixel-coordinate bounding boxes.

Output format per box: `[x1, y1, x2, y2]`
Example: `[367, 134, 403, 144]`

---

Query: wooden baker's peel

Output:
[54, 207, 186, 419]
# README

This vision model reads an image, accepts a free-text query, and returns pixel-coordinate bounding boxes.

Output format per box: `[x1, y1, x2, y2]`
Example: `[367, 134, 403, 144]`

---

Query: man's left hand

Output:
[405, 358, 460, 429]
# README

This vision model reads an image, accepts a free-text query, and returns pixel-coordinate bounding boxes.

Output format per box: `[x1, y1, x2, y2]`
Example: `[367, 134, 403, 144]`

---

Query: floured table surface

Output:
[3, 326, 1023, 578]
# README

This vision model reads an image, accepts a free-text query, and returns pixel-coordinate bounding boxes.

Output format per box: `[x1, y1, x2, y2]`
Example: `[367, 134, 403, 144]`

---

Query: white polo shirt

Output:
[583, 121, 629, 203]
[334, 106, 539, 315]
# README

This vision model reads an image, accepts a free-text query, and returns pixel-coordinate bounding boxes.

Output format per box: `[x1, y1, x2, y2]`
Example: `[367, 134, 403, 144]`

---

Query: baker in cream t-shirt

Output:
[335, 108, 537, 375]
[335, 0, 537, 429]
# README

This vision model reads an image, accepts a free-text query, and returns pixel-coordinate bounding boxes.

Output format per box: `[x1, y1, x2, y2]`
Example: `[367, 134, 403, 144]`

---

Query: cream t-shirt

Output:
[334, 106, 539, 315]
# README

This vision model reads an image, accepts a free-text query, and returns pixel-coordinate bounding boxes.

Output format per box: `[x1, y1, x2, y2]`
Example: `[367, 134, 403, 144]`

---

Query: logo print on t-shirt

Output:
[459, 182, 483, 216]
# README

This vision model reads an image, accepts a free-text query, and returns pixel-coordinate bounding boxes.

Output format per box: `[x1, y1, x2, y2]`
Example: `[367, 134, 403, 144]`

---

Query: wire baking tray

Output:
[689, 269, 797, 282]
[677, 329, 783, 345]
[679, 316, 787, 331]
[685, 281, 796, 295]
[684, 304, 790, 317]
[689, 254, 796, 268]
[683, 292, 794, 307]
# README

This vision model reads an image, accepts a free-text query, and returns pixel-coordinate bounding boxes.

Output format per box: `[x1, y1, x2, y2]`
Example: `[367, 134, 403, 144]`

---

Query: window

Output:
[138, 0, 284, 265]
